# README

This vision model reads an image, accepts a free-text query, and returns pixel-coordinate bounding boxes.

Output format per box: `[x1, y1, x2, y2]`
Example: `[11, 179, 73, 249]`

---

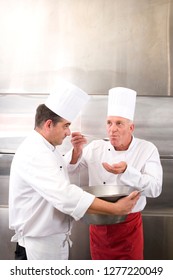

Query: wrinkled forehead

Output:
[106, 116, 134, 128]
[106, 116, 130, 122]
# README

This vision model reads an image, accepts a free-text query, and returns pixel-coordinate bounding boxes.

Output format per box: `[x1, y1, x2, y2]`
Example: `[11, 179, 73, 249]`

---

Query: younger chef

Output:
[9, 81, 140, 260]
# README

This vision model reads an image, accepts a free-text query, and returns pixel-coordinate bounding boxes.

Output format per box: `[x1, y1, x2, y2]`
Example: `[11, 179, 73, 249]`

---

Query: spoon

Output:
[82, 134, 109, 141]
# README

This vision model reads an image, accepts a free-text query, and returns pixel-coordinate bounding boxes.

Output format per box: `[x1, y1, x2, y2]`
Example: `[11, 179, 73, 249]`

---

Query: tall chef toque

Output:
[107, 87, 137, 121]
[45, 80, 90, 122]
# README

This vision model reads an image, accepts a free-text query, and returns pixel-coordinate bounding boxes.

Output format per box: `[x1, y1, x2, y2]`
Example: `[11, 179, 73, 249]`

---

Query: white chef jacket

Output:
[9, 130, 95, 242]
[66, 137, 163, 213]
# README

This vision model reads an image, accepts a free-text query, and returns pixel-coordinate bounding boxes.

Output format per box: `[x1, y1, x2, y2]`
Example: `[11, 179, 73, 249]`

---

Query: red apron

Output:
[89, 212, 144, 260]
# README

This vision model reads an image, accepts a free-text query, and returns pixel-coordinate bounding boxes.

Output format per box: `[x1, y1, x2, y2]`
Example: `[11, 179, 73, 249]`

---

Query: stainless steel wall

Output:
[0, 94, 173, 260]
[0, 0, 173, 96]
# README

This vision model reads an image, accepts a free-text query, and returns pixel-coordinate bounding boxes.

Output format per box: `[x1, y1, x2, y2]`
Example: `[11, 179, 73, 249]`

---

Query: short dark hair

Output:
[34, 104, 63, 128]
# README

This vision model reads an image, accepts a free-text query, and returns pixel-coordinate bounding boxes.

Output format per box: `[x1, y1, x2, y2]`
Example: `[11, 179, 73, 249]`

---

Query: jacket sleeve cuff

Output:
[71, 192, 95, 221]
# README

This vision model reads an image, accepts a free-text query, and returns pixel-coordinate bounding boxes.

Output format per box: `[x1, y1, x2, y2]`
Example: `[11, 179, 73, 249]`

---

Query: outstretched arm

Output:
[87, 191, 140, 215]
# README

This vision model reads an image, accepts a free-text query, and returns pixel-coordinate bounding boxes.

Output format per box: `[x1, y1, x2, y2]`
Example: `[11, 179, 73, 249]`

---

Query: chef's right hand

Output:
[71, 132, 87, 156]
[115, 191, 140, 215]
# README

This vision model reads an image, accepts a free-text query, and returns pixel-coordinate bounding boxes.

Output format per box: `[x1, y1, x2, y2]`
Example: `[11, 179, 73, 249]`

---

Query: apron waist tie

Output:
[63, 232, 73, 248]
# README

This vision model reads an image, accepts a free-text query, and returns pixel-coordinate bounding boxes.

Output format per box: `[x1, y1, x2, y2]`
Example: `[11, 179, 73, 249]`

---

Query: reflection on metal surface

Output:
[0, 154, 13, 175]
[0, 176, 9, 206]
[0, 208, 16, 260]
[83, 213, 127, 225]
[143, 159, 173, 210]
[0, 1, 173, 96]
[141, 158, 173, 260]
[82, 185, 138, 225]
[142, 215, 173, 260]
[82, 185, 138, 200]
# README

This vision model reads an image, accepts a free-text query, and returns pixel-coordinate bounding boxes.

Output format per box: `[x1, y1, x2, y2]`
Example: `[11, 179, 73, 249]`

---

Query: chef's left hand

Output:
[102, 161, 127, 174]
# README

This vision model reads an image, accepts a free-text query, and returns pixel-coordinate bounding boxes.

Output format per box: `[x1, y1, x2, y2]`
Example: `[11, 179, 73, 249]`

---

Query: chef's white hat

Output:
[45, 79, 90, 122]
[107, 87, 137, 121]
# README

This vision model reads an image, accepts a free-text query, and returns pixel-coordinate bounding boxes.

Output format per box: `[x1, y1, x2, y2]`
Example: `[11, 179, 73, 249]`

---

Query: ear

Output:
[130, 123, 135, 133]
[44, 119, 52, 130]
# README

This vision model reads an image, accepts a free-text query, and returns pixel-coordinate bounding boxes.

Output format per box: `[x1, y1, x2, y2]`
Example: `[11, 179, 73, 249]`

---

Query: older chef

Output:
[9, 81, 140, 260]
[67, 87, 163, 260]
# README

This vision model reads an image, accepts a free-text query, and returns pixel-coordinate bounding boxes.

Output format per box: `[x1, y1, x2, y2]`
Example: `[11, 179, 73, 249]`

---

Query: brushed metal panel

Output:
[0, 0, 172, 96]
[144, 159, 173, 210]
[142, 214, 173, 260]
[134, 97, 173, 156]
[81, 95, 107, 138]
[0, 94, 47, 153]
[0, 176, 9, 205]
[0, 154, 13, 205]
[0, 154, 13, 175]
[0, 207, 16, 260]
[70, 220, 91, 260]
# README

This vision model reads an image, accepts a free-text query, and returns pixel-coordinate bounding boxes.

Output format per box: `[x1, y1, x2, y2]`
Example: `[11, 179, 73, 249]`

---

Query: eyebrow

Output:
[64, 122, 71, 126]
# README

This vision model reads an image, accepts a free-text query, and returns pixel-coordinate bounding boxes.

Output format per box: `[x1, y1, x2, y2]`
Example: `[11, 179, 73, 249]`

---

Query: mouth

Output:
[110, 135, 119, 140]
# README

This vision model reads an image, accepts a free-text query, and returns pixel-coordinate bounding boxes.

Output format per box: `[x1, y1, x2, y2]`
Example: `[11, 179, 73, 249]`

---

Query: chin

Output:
[110, 139, 118, 145]
[111, 141, 122, 149]
[55, 141, 62, 146]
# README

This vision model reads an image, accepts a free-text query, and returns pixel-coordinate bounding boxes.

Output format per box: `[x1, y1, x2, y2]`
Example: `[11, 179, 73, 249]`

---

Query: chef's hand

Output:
[102, 161, 127, 174]
[115, 191, 140, 215]
[71, 132, 87, 152]
[70, 132, 87, 164]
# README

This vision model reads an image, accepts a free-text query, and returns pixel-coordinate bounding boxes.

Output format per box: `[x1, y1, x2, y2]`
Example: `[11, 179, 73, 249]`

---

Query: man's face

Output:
[106, 116, 134, 150]
[48, 119, 71, 146]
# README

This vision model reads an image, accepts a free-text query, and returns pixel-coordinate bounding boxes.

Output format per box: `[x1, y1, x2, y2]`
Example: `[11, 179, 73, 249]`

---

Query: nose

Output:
[66, 127, 71, 136]
[110, 123, 118, 133]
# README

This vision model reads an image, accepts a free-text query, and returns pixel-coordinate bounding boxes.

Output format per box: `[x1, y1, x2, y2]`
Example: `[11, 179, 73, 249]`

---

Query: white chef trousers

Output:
[18, 233, 72, 260]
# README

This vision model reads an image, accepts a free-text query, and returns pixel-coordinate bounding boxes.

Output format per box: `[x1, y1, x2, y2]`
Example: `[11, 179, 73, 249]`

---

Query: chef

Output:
[9, 81, 140, 260]
[67, 87, 163, 260]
